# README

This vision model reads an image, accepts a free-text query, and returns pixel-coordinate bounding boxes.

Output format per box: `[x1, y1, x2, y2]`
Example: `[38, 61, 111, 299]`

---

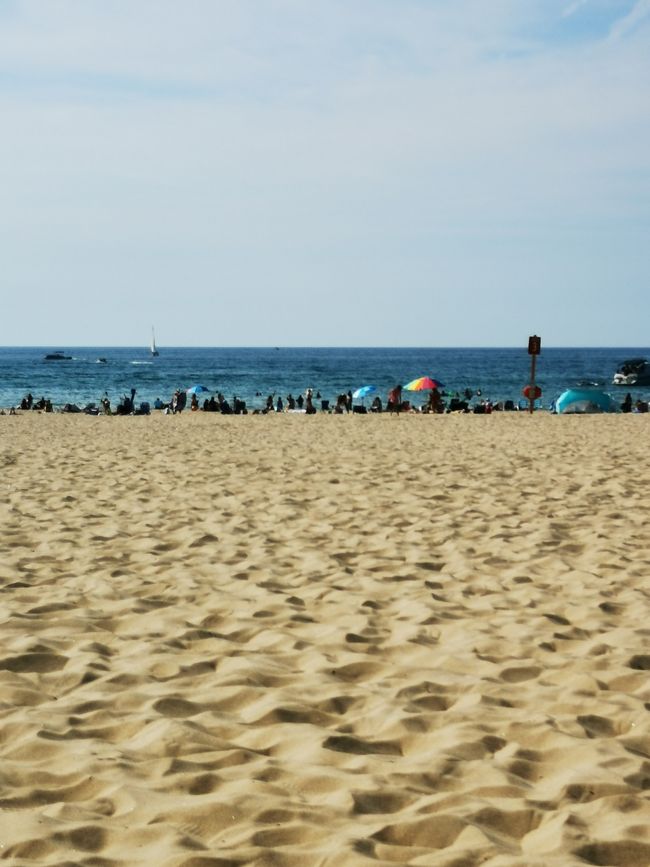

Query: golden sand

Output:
[1, 412, 649, 866]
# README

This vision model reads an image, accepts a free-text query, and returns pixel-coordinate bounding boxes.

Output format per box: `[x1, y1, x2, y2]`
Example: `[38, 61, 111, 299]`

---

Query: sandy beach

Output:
[1, 412, 649, 866]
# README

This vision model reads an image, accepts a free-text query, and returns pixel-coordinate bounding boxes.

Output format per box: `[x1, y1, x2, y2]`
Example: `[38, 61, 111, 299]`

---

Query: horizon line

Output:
[1, 344, 648, 351]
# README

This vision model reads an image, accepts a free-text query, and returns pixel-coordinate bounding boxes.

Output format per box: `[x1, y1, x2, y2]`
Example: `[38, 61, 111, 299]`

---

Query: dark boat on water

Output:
[44, 352, 72, 361]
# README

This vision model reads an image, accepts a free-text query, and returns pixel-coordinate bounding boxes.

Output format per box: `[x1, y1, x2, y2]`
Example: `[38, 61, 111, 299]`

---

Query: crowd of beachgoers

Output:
[4, 385, 647, 416]
[2, 385, 526, 416]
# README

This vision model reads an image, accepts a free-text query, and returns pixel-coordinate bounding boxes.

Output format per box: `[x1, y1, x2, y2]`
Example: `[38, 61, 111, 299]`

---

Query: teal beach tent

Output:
[554, 389, 618, 414]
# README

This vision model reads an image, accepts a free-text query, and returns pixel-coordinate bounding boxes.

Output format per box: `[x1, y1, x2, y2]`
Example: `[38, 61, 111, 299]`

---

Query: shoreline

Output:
[1, 347, 645, 416]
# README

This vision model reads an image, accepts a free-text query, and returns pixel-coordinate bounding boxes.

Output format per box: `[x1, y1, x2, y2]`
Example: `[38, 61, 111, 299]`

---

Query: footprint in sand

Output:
[323, 734, 402, 756]
[153, 697, 202, 718]
[0, 652, 68, 673]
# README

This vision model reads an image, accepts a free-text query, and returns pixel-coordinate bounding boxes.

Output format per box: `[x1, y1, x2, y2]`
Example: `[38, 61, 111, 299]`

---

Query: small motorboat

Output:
[96, 357, 107, 363]
[612, 358, 650, 386]
[44, 351, 72, 361]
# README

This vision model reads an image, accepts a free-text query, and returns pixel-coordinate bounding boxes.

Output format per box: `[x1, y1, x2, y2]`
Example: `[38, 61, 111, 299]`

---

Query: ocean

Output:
[0, 346, 647, 411]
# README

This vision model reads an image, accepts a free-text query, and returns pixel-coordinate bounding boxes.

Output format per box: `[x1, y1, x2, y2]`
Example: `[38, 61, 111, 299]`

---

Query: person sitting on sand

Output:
[371, 396, 383, 413]
[426, 387, 444, 414]
[387, 385, 402, 413]
[447, 396, 469, 413]
[335, 393, 348, 413]
[190, 393, 199, 411]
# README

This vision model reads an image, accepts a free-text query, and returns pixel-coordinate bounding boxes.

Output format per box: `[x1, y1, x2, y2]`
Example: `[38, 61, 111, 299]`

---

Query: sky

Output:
[1, 0, 649, 347]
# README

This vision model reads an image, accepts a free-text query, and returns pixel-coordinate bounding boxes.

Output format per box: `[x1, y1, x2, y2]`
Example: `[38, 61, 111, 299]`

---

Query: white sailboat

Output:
[150, 327, 159, 357]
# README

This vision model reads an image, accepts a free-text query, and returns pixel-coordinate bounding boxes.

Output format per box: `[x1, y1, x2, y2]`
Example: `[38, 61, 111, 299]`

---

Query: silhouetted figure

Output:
[427, 387, 444, 413]
[335, 393, 348, 413]
[387, 385, 402, 413]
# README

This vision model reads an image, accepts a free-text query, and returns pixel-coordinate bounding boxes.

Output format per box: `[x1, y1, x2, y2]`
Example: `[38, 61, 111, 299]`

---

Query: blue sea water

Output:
[0, 346, 648, 411]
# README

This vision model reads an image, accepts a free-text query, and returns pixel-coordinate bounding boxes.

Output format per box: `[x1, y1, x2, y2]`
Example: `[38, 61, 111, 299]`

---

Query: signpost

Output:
[526, 335, 541, 414]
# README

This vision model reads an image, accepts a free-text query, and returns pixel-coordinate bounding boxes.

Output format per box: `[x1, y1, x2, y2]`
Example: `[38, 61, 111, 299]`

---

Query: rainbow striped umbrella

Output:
[404, 376, 444, 392]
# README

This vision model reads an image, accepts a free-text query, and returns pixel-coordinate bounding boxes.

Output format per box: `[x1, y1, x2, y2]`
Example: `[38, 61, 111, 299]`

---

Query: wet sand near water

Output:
[1, 412, 649, 866]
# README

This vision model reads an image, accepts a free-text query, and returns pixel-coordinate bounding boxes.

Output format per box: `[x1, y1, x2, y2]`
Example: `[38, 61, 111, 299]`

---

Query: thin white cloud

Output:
[562, 0, 589, 18]
[609, 0, 650, 38]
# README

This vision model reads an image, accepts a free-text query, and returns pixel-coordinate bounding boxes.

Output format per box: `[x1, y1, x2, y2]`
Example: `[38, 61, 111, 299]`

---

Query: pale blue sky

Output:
[1, 0, 648, 346]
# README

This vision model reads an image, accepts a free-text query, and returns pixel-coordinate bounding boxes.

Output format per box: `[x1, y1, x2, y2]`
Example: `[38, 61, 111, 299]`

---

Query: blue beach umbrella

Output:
[186, 384, 210, 395]
[352, 385, 377, 400]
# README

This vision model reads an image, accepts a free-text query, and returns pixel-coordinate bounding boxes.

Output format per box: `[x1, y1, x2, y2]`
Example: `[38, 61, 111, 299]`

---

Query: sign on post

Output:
[525, 335, 541, 413]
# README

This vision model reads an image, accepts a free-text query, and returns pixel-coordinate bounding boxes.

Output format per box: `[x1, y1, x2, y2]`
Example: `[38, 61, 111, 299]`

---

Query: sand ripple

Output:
[1, 413, 649, 865]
